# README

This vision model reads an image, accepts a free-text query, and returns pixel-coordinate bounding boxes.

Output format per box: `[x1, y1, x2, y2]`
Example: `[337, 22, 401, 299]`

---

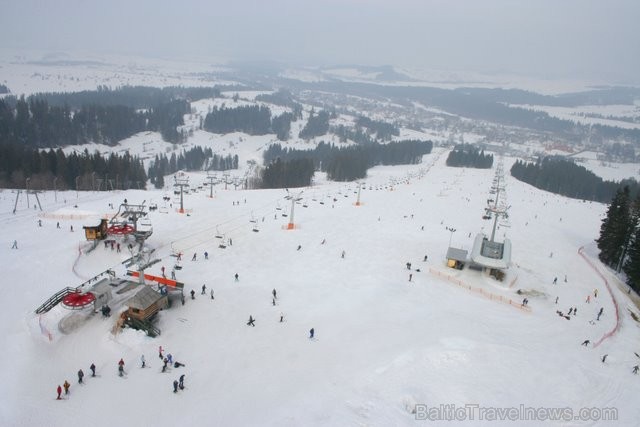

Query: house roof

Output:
[126, 286, 164, 310]
[446, 247, 468, 262]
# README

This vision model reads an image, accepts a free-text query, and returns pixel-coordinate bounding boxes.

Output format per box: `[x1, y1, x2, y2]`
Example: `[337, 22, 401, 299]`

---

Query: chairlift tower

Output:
[285, 190, 303, 230]
[206, 172, 218, 199]
[355, 182, 364, 206]
[173, 175, 190, 213]
[484, 159, 509, 242]
[13, 180, 43, 214]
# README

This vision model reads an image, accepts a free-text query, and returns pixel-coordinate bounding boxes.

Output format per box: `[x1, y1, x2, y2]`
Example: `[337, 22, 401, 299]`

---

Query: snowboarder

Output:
[201, 284, 206, 295]
[581, 340, 590, 346]
[235, 273, 239, 282]
[192, 253, 197, 261]
[633, 365, 639, 374]
[190, 289, 195, 300]
[309, 328, 314, 339]
[210, 289, 214, 300]
[602, 354, 608, 363]
[204, 251, 208, 260]
[57, 385, 62, 400]
[173, 380, 179, 393]
[11, 240, 17, 249]
[63, 380, 70, 395]
[247, 315, 255, 327]
[118, 358, 125, 376]
[597, 307, 604, 321]
[174, 361, 185, 368]
[77, 369, 84, 384]
[272, 289, 277, 299]
[141, 355, 146, 368]
[179, 374, 185, 390]
[90, 363, 96, 377]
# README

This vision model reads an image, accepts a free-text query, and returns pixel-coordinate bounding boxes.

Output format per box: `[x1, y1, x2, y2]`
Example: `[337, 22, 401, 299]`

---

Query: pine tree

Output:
[597, 186, 632, 269]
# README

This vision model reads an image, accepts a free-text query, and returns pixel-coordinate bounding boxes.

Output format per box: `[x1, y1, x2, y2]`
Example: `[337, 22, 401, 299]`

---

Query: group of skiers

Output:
[55, 363, 96, 400]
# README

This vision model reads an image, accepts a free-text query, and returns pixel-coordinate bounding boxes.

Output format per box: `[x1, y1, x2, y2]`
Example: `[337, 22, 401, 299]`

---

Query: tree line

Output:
[510, 157, 638, 203]
[355, 116, 399, 141]
[446, 144, 494, 168]
[597, 186, 640, 293]
[203, 105, 296, 140]
[263, 139, 432, 182]
[0, 144, 146, 190]
[260, 157, 315, 189]
[147, 147, 239, 188]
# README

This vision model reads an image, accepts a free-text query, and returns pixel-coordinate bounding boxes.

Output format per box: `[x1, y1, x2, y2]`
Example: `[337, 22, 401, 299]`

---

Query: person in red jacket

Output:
[56, 385, 62, 400]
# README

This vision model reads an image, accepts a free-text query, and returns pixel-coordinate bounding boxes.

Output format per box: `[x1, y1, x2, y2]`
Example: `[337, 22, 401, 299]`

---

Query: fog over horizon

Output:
[1, 0, 639, 85]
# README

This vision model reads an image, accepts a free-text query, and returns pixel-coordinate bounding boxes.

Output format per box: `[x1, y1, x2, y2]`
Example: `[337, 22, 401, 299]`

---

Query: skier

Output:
[581, 340, 590, 346]
[280, 313, 284, 323]
[568, 308, 573, 315]
[11, 240, 17, 249]
[141, 354, 146, 368]
[210, 289, 214, 300]
[594, 289, 598, 298]
[38, 219, 42, 227]
[272, 289, 277, 299]
[406, 262, 411, 270]
[297, 245, 302, 251]
[586, 295, 591, 304]
[159, 346, 164, 360]
[574, 307, 577, 315]
[162, 358, 168, 372]
[409, 273, 413, 282]
[553, 277, 557, 285]
[116, 243, 121, 253]
[171, 269, 176, 280]
[161, 266, 165, 277]
[192, 253, 197, 261]
[63, 380, 70, 395]
[272, 298, 276, 306]
[309, 328, 315, 339]
[633, 365, 639, 374]
[423, 255, 428, 262]
[179, 374, 185, 390]
[555, 296, 559, 304]
[341, 250, 345, 259]
[90, 363, 96, 377]
[174, 361, 185, 368]
[118, 358, 125, 376]
[57, 385, 62, 400]
[602, 354, 608, 363]
[235, 273, 239, 282]
[247, 315, 255, 327]
[597, 307, 604, 321]
[77, 369, 84, 384]
[564, 275, 567, 283]
[190, 289, 195, 299]
[201, 284, 206, 295]
[56, 222, 60, 229]
[167, 354, 173, 364]
[204, 251, 209, 260]
[173, 380, 179, 393]
[70, 225, 73, 232]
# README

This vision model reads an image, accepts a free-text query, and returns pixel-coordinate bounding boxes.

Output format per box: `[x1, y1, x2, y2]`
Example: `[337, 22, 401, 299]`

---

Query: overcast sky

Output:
[1, 0, 639, 84]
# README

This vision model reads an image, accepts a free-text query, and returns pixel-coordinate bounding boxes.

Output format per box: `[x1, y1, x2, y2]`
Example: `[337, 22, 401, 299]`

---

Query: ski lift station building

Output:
[470, 233, 512, 270]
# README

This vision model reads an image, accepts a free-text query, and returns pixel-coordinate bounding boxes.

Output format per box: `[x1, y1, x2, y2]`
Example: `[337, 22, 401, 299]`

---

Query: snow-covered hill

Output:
[2, 148, 640, 426]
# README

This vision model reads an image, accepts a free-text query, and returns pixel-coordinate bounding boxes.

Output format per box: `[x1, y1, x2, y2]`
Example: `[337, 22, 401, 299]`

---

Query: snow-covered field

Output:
[2, 149, 640, 426]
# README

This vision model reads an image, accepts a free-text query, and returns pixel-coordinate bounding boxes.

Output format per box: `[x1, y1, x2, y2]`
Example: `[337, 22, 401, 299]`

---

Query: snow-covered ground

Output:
[2, 149, 640, 426]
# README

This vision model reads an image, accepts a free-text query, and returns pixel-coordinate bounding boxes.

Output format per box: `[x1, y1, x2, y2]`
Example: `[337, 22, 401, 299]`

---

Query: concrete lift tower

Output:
[173, 174, 190, 214]
[284, 190, 303, 230]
